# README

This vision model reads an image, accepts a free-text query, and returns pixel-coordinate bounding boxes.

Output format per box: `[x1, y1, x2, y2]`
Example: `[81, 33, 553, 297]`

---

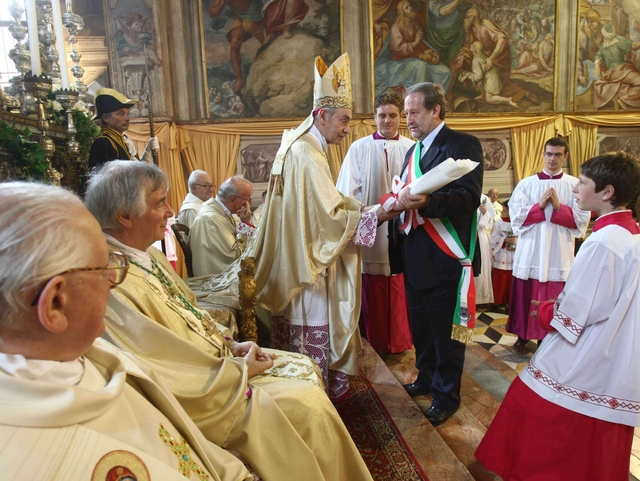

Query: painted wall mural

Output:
[104, 0, 166, 117]
[576, 0, 640, 111]
[201, 0, 341, 119]
[372, 0, 556, 113]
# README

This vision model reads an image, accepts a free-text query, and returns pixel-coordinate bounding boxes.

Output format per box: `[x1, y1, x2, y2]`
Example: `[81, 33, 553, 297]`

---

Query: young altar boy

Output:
[490, 200, 515, 313]
[475, 151, 640, 480]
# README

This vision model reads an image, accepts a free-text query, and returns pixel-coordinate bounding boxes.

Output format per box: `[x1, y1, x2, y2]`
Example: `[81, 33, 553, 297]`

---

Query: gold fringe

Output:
[451, 324, 474, 345]
[269, 174, 283, 195]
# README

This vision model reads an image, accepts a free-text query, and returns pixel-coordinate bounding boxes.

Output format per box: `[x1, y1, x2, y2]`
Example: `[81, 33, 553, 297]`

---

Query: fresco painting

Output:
[201, 0, 341, 119]
[372, 0, 556, 113]
[576, 0, 640, 111]
[105, 0, 166, 117]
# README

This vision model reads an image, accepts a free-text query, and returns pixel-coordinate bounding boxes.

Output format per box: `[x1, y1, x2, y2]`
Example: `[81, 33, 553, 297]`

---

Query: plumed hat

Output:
[313, 53, 353, 110]
[94, 88, 136, 119]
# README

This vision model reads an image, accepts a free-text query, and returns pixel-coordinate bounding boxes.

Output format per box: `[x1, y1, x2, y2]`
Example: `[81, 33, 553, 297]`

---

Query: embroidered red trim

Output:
[553, 309, 583, 337]
[526, 363, 640, 413]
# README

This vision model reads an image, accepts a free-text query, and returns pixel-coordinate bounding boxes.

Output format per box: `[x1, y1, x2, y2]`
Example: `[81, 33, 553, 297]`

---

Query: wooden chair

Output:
[171, 223, 194, 277]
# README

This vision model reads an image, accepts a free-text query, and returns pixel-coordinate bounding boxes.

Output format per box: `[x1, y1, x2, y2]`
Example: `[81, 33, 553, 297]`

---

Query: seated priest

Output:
[84, 160, 373, 481]
[177, 169, 215, 228]
[0, 181, 253, 481]
[190, 176, 256, 276]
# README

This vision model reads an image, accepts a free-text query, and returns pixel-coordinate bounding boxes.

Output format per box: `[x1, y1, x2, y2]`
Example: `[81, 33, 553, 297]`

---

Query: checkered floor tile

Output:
[474, 309, 536, 373]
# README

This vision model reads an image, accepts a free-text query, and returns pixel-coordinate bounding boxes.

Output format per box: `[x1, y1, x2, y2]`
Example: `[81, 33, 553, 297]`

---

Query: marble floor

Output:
[360, 309, 639, 481]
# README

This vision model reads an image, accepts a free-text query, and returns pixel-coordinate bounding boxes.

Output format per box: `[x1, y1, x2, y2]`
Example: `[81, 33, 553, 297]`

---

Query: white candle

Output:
[52, 0, 69, 88]
[25, 0, 41, 75]
[65, 0, 72, 14]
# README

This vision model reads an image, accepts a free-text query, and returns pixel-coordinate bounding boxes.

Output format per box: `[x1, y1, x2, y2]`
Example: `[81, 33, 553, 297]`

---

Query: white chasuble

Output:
[0, 339, 252, 481]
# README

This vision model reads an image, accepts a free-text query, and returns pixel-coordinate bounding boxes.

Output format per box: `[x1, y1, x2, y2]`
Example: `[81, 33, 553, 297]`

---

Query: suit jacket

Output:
[389, 124, 483, 289]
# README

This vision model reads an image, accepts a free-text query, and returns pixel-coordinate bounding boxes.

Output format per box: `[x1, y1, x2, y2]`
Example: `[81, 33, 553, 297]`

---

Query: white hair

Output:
[0, 182, 92, 326]
[188, 170, 209, 192]
[218, 175, 250, 200]
[85, 160, 169, 232]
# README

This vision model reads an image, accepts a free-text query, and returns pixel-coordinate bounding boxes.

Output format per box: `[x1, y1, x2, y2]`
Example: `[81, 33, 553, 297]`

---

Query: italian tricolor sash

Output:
[405, 141, 477, 344]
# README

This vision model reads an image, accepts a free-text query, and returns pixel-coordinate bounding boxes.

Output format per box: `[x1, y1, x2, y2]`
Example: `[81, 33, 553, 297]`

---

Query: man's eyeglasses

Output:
[30, 252, 130, 306]
[194, 183, 215, 191]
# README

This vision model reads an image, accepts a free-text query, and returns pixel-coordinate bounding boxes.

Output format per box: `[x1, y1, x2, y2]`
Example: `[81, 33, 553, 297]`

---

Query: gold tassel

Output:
[269, 174, 283, 195]
[451, 324, 474, 345]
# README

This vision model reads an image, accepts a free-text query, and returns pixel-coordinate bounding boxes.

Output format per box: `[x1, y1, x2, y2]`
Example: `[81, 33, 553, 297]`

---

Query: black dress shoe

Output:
[425, 405, 457, 426]
[403, 382, 430, 397]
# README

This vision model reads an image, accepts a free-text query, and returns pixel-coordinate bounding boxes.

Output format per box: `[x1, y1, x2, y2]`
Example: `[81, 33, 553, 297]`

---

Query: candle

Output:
[65, 0, 72, 14]
[25, 0, 41, 76]
[52, 0, 69, 88]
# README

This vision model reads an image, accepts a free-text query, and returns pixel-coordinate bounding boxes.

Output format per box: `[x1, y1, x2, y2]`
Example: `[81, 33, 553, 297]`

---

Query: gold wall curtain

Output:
[560, 113, 640, 177]
[126, 122, 184, 212]
[174, 115, 570, 187]
[402, 115, 562, 183]
[176, 120, 375, 184]
[563, 120, 598, 177]
[510, 119, 559, 183]
[177, 126, 241, 193]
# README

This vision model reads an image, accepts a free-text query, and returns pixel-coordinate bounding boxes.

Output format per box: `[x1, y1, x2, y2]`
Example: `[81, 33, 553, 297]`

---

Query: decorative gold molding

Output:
[238, 257, 258, 343]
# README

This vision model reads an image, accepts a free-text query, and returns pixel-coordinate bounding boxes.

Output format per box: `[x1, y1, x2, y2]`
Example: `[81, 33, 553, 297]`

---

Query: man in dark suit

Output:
[390, 82, 483, 426]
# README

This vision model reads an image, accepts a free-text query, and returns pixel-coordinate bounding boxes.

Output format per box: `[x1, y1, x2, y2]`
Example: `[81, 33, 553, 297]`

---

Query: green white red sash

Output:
[379, 141, 477, 344]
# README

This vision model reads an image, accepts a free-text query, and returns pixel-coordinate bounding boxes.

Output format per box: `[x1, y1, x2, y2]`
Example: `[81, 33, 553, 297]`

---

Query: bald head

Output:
[218, 176, 253, 215]
[0, 182, 113, 361]
[188, 170, 214, 201]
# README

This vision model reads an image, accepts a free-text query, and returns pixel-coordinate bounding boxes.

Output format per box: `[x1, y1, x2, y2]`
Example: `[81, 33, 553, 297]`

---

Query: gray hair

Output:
[405, 82, 446, 120]
[0, 182, 91, 326]
[85, 160, 169, 232]
[313, 107, 338, 122]
[188, 169, 209, 191]
[218, 175, 249, 200]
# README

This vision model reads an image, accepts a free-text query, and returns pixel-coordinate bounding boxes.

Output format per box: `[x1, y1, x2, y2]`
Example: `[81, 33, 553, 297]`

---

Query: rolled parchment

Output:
[409, 158, 479, 195]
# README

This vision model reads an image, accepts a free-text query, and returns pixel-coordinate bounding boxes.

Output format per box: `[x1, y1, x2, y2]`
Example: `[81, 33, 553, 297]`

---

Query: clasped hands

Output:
[539, 187, 560, 211]
[229, 340, 276, 378]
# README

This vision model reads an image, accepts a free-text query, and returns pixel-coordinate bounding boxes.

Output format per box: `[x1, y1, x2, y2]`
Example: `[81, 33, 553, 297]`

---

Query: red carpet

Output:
[336, 372, 429, 481]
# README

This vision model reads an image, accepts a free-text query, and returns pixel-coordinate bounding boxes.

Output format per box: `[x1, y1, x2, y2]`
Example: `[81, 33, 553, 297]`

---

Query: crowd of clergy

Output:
[1, 50, 639, 481]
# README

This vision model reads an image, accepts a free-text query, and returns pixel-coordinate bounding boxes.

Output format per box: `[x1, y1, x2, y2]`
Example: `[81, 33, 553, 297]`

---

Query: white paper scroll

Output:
[408, 158, 479, 195]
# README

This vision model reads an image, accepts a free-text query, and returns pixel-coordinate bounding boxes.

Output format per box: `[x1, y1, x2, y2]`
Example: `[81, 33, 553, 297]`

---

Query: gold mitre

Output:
[313, 53, 353, 110]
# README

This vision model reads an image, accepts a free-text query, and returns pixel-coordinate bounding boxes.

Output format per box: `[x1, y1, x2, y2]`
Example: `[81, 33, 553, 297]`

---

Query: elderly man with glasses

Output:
[0, 181, 254, 481]
[178, 170, 215, 228]
[189, 175, 256, 276]
[84, 161, 373, 481]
